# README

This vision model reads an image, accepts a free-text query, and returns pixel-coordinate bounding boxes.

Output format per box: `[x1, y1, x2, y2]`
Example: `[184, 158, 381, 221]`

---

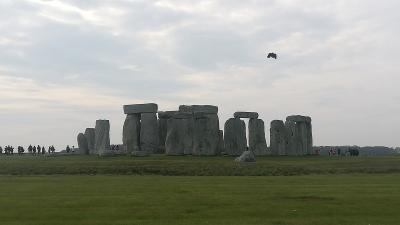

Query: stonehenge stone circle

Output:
[123, 103, 158, 114]
[248, 118, 268, 155]
[77, 133, 89, 154]
[192, 112, 219, 155]
[235, 151, 256, 162]
[84, 128, 95, 154]
[234, 111, 259, 119]
[165, 113, 194, 155]
[224, 118, 247, 156]
[123, 114, 141, 154]
[270, 120, 288, 155]
[95, 120, 111, 156]
[140, 112, 159, 154]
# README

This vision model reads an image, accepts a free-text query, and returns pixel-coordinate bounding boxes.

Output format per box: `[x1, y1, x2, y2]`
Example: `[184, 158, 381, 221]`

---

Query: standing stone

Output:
[285, 119, 300, 155]
[158, 118, 167, 153]
[285, 115, 313, 155]
[249, 118, 268, 155]
[165, 113, 193, 155]
[123, 114, 141, 154]
[192, 112, 219, 156]
[95, 120, 111, 155]
[140, 113, 159, 154]
[77, 133, 89, 154]
[217, 130, 225, 155]
[270, 120, 288, 155]
[224, 118, 247, 156]
[84, 128, 95, 154]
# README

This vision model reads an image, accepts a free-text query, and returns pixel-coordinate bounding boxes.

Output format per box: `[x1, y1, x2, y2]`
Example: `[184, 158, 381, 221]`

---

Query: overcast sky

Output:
[1, 0, 400, 149]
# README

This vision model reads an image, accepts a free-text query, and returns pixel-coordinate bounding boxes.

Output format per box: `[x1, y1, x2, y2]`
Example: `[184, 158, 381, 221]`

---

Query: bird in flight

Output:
[267, 52, 277, 59]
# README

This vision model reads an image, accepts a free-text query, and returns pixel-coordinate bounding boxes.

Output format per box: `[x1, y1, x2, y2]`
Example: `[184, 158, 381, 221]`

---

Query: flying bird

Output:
[267, 52, 277, 59]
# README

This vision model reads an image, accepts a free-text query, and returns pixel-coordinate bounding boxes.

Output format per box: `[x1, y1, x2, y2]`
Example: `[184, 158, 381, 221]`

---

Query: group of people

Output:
[0, 145, 56, 155]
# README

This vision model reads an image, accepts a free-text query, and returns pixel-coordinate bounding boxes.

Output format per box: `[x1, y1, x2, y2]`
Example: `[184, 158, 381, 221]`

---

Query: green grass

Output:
[1, 174, 399, 225]
[0, 155, 400, 175]
[1, 156, 400, 224]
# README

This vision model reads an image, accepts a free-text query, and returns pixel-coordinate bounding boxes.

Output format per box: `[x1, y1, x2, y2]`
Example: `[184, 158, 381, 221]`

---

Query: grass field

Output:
[1, 155, 400, 225]
[1, 155, 400, 176]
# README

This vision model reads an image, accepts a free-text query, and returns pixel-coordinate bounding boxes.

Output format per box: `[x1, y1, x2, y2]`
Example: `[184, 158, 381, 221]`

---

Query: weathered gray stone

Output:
[179, 105, 218, 113]
[192, 113, 219, 155]
[158, 118, 167, 153]
[123, 103, 158, 114]
[270, 120, 288, 155]
[224, 118, 247, 156]
[123, 114, 141, 154]
[77, 133, 89, 154]
[249, 118, 268, 155]
[158, 111, 178, 119]
[84, 128, 95, 154]
[165, 117, 193, 155]
[140, 113, 159, 154]
[95, 120, 110, 156]
[217, 130, 224, 155]
[285, 115, 313, 155]
[235, 151, 256, 162]
[173, 112, 193, 119]
[234, 111, 259, 119]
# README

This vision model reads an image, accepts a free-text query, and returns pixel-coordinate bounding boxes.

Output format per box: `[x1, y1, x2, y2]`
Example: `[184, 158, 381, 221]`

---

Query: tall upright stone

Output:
[217, 130, 225, 155]
[84, 128, 95, 154]
[157, 111, 177, 154]
[123, 114, 141, 154]
[285, 115, 313, 155]
[192, 112, 219, 155]
[249, 118, 268, 155]
[77, 133, 89, 154]
[140, 113, 159, 153]
[270, 120, 288, 155]
[95, 120, 110, 155]
[165, 112, 193, 155]
[224, 118, 247, 156]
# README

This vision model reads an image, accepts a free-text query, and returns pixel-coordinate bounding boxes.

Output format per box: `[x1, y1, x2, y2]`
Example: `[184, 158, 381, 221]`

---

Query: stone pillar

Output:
[157, 111, 178, 154]
[84, 128, 95, 154]
[192, 112, 219, 156]
[95, 120, 110, 155]
[249, 118, 268, 155]
[217, 130, 225, 155]
[77, 133, 89, 154]
[285, 115, 313, 155]
[165, 112, 193, 155]
[123, 114, 141, 154]
[224, 118, 247, 156]
[270, 120, 288, 155]
[140, 113, 159, 154]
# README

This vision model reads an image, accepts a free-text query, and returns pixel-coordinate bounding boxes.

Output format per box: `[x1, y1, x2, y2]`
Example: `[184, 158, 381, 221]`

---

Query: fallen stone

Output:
[249, 118, 268, 155]
[84, 128, 95, 154]
[224, 118, 247, 156]
[235, 151, 256, 162]
[123, 103, 158, 114]
[234, 111, 259, 119]
[179, 105, 218, 113]
[123, 114, 141, 154]
[140, 113, 159, 154]
[77, 133, 89, 154]
[192, 113, 219, 155]
[95, 120, 111, 155]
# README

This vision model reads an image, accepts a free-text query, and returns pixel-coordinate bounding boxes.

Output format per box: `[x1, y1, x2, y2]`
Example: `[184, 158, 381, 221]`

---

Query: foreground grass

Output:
[0, 155, 400, 175]
[0, 174, 399, 225]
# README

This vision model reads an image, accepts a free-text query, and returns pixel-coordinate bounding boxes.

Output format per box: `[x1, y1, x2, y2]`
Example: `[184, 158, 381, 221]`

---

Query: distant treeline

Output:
[314, 146, 400, 156]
